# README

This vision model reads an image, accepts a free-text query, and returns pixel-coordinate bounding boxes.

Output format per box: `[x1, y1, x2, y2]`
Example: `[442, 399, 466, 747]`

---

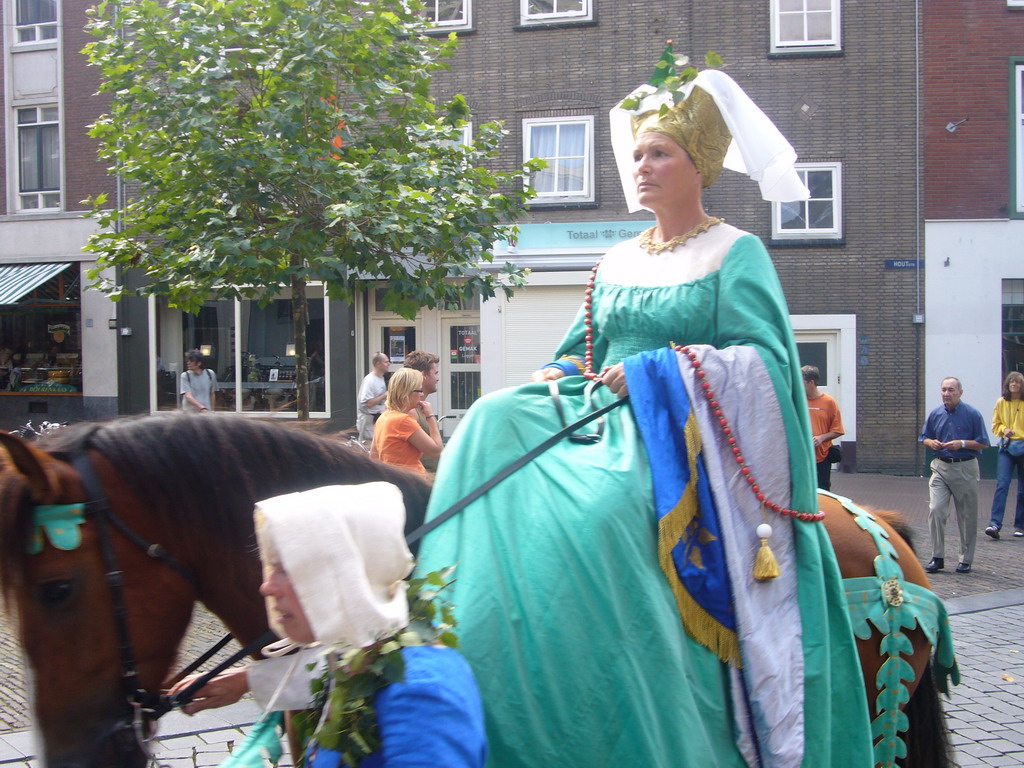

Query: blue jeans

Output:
[989, 448, 1024, 530]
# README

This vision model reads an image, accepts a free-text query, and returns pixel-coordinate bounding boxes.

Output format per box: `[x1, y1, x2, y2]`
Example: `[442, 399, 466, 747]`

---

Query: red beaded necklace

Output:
[672, 343, 824, 522]
[581, 259, 602, 381]
[580, 255, 823, 524]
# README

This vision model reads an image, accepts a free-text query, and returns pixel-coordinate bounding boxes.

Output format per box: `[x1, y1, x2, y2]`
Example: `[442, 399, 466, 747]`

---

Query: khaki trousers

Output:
[928, 457, 979, 564]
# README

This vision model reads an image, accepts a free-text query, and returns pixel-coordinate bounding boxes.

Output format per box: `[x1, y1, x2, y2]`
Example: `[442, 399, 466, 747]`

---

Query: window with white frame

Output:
[17, 106, 61, 211]
[1014, 62, 1024, 216]
[15, 0, 58, 43]
[523, 116, 594, 203]
[521, 0, 592, 24]
[423, 0, 470, 29]
[773, 163, 842, 239]
[771, 0, 840, 52]
[454, 122, 472, 146]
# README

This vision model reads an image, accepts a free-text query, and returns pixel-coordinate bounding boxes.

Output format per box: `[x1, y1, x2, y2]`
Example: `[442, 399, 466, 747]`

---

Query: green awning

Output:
[0, 263, 72, 305]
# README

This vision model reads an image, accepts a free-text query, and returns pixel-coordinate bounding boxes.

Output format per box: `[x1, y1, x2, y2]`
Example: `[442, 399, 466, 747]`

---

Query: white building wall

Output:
[481, 270, 591, 394]
[0, 215, 99, 261]
[924, 219, 1024, 420]
[80, 263, 118, 398]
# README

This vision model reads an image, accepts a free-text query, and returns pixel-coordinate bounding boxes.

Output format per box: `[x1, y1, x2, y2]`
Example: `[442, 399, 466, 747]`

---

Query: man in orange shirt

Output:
[802, 365, 845, 491]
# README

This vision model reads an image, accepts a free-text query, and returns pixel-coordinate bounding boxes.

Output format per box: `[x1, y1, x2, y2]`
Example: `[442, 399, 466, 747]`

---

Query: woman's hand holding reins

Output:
[531, 367, 565, 383]
[530, 363, 628, 396]
[600, 363, 629, 397]
[167, 668, 249, 715]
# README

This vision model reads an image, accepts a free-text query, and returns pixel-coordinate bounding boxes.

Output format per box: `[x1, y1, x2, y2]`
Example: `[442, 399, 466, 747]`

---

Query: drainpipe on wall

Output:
[914, 0, 925, 476]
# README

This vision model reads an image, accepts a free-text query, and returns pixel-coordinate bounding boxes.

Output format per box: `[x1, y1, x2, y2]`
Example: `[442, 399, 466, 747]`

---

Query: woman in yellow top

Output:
[371, 368, 443, 476]
[986, 370, 1024, 538]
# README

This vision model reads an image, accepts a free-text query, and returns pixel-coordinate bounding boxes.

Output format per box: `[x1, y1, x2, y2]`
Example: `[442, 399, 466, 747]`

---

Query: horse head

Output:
[0, 413, 433, 767]
[0, 431, 197, 767]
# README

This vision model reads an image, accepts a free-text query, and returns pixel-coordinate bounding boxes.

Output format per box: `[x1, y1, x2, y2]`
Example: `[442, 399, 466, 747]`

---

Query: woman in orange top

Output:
[371, 368, 443, 475]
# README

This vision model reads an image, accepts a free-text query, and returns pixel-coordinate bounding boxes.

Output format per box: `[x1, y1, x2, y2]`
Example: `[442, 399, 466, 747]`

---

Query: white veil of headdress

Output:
[609, 69, 810, 212]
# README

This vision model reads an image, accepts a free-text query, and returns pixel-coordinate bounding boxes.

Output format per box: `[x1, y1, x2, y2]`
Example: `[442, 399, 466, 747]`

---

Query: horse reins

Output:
[407, 390, 628, 544]
[66, 451, 275, 737]
[56, 390, 628, 731]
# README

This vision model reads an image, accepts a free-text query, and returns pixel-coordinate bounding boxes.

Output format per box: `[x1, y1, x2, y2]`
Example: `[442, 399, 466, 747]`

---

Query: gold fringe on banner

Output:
[657, 410, 741, 667]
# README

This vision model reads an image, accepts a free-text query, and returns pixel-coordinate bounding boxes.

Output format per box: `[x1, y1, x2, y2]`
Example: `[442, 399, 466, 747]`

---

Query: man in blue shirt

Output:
[919, 377, 990, 574]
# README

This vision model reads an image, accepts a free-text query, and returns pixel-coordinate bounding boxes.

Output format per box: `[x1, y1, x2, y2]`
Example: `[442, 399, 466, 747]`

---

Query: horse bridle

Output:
[65, 451, 272, 758]
[65, 451, 199, 753]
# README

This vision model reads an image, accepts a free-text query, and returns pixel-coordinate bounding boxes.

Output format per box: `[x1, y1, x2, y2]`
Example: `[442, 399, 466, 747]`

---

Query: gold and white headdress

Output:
[610, 64, 810, 212]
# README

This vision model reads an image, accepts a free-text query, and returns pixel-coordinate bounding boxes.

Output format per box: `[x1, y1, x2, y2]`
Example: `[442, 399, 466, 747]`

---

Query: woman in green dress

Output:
[418, 67, 874, 768]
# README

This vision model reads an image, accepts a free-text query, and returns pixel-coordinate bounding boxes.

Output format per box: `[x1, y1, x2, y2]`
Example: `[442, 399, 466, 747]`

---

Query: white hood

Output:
[254, 482, 414, 649]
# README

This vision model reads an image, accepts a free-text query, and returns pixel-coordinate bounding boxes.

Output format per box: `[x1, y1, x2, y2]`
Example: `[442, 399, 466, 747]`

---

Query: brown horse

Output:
[0, 413, 952, 768]
[0, 414, 431, 768]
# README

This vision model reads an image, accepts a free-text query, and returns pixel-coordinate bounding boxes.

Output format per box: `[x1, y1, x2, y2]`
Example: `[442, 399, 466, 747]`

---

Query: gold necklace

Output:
[638, 216, 724, 255]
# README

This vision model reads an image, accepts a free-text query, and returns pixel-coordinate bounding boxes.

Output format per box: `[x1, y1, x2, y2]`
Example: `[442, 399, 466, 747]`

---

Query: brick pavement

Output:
[1, 470, 1022, 766]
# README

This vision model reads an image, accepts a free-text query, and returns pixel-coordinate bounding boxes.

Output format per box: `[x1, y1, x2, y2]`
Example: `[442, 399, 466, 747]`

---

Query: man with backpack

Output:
[181, 349, 217, 412]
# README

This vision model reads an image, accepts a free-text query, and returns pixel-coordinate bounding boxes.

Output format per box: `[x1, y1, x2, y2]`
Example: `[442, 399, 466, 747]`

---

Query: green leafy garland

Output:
[291, 567, 459, 768]
[619, 47, 723, 112]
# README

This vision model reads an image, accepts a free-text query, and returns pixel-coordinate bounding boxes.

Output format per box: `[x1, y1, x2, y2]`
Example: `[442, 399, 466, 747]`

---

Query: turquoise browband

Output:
[30, 504, 87, 554]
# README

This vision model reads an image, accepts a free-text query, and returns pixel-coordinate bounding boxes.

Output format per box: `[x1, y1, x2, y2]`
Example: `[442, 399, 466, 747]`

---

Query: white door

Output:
[441, 319, 481, 434]
[795, 332, 840, 395]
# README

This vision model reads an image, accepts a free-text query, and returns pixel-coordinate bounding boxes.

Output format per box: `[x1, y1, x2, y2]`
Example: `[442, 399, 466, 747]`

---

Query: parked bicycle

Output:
[8, 420, 66, 440]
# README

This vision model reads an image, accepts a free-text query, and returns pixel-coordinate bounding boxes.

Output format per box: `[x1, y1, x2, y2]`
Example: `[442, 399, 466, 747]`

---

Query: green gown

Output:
[418, 229, 874, 767]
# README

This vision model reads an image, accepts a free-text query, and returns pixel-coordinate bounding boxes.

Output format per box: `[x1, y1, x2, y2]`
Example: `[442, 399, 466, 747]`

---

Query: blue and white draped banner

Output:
[626, 344, 806, 768]
[626, 347, 738, 663]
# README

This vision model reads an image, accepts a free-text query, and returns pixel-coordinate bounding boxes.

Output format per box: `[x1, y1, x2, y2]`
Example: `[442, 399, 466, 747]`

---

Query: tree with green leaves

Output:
[84, 0, 540, 419]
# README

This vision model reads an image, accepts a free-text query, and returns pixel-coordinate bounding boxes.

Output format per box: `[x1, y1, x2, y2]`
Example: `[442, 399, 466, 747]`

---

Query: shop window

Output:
[154, 286, 328, 415]
[770, 0, 841, 53]
[17, 106, 61, 211]
[15, 0, 58, 43]
[520, 0, 592, 24]
[523, 116, 594, 204]
[0, 264, 81, 395]
[382, 326, 417, 366]
[772, 163, 842, 239]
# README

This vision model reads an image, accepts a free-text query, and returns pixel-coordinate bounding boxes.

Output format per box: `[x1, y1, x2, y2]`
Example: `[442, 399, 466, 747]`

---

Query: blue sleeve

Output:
[543, 358, 583, 377]
[919, 411, 934, 442]
[972, 408, 991, 445]
[375, 647, 487, 768]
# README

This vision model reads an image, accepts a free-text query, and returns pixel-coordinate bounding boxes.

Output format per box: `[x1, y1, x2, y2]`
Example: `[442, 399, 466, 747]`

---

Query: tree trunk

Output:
[291, 273, 310, 421]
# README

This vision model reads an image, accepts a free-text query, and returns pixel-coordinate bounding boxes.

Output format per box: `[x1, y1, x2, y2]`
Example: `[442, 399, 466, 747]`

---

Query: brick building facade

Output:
[420, 0, 922, 472]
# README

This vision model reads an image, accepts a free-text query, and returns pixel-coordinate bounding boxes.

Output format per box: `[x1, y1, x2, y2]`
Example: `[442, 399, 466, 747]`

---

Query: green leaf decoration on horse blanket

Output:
[825, 491, 960, 768]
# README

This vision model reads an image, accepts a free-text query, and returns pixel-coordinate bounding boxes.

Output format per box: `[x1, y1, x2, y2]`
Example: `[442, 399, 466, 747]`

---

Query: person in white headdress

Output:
[415, 57, 875, 767]
[171, 483, 486, 767]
